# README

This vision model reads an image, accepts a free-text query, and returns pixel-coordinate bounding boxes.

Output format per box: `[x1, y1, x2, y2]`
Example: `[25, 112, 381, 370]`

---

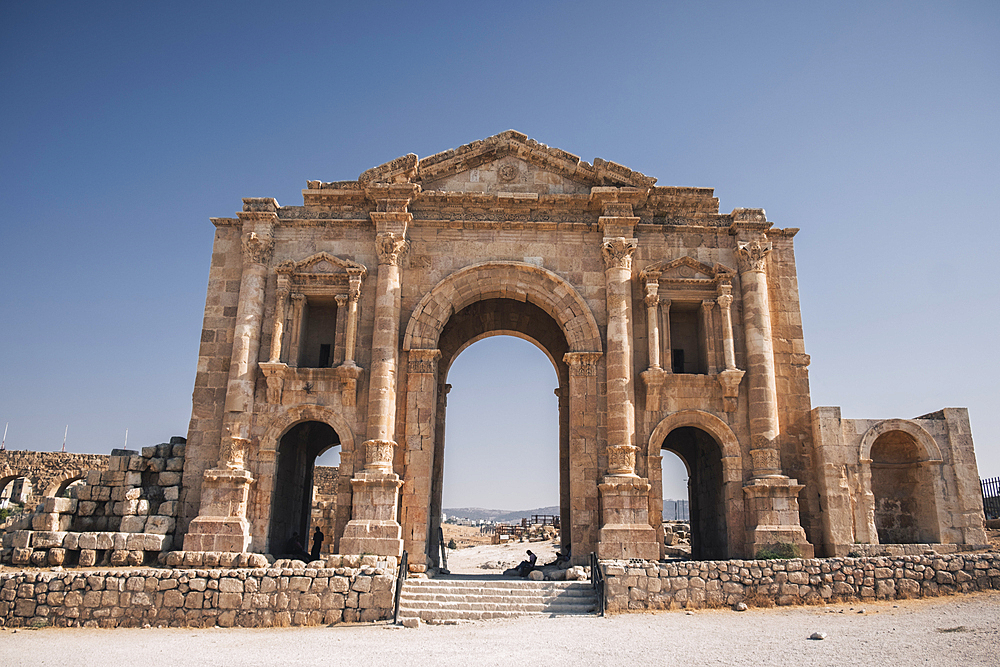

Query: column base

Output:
[339, 469, 403, 558]
[183, 517, 253, 553]
[743, 477, 815, 559]
[597, 476, 659, 560]
[182, 467, 255, 553]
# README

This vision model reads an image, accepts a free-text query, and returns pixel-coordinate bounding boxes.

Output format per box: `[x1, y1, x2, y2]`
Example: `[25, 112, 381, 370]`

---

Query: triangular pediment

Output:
[278, 252, 367, 277]
[641, 256, 734, 283]
[356, 130, 657, 194]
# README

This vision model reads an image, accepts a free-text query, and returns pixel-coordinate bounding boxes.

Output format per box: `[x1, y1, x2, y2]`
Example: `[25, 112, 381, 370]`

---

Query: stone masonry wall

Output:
[0, 553, 397, 628]
[0, 451, 109, 506]
[603, 552, 1000, 612]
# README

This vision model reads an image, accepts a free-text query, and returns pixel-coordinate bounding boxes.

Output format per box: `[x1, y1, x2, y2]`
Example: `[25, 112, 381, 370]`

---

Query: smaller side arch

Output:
[859, 419, 942, 463]
[649, 410, 741, 464]
[46, 473, 87, 498]
[260, 405, 357, 455]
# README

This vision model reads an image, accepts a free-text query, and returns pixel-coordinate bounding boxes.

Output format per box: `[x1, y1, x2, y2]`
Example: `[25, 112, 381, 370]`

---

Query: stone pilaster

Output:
[733, 217, 812, 557]
[715, 282, 744, 412]
[400, 348, 441, 569]
[596, 208, 658, 560]
[564, 351, 602, 562]
[185, 203, 276, 553]
[342, 194, 412, 557]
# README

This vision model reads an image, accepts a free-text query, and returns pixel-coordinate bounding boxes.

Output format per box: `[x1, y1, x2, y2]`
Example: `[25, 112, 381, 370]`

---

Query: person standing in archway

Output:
[311, 527, 324, 561]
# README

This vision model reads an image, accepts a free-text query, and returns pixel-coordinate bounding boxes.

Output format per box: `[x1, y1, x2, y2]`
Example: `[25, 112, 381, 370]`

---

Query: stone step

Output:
[397, 577, 598, 622]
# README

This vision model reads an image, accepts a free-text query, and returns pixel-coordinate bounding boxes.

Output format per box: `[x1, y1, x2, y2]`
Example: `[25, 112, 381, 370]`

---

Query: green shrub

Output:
[755, 542, 800, 560]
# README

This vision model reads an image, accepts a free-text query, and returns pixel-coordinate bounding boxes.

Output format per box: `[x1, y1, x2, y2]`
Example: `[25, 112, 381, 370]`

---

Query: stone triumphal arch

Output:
[178, 131, 988, 569]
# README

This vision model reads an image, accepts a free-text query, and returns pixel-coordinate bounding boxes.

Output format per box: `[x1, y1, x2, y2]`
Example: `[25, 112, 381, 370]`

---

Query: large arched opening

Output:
[660, 427, 727, 560]
[869, 429, 941, 544]
[427, 298, 569, 568]
[267, 420, 340, 557]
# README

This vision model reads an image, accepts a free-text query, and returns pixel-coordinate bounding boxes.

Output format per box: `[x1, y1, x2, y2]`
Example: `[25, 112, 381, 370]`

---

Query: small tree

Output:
[447, 538, 457, 550]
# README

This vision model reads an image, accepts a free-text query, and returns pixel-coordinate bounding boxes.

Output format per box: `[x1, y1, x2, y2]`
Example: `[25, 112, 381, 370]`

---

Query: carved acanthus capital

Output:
[347, 268, 364, 300]
[242, 231, 274, 265]
[376, 232, 409, 266]
[736, 238, 771, 273]
[219, 435, 252, 470]
[363, 439, 396, 472]
[564, 351, 603, 377]
[643, 280, 659, 308]
[716, 282, 733, 310]
[607, 444, 638, 476]
[407, 349, 441, 374]
[602, 237, 638, 271]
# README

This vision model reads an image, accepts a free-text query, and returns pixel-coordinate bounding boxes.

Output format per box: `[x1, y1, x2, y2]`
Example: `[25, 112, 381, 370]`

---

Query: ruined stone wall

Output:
[810, 407, 988, 556]
[0, 451, 109, 505]
[603, 552, 1000, 612]
[0, 553, 397, 628]
[1, 443, 185, 567]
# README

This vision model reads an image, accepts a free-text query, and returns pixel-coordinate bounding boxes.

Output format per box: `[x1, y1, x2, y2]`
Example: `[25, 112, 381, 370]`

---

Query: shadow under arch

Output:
[648, 410, 744, 560]
[859, 419, 943, 544]
[253, 405, 357, 554]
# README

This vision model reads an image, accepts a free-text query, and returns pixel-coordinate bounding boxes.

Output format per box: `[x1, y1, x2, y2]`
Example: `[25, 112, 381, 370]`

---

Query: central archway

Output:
[400, 262, 603, 568]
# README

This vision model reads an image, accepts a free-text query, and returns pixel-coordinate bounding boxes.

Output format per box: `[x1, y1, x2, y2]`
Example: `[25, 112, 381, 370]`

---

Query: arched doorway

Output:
[426, 298, 569, 568]
[869, 429, 940, 544]
[661, 427, 727, 560]
[268, 420, 340, 556]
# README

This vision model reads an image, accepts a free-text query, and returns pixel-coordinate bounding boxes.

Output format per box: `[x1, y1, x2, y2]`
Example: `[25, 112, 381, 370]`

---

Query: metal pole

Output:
[62, 425, 68, 452]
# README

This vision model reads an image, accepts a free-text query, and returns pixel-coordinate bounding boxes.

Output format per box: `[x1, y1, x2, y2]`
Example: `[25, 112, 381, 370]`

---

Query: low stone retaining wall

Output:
[603, 553, 1000, 612]
[0, 554, 398, 628]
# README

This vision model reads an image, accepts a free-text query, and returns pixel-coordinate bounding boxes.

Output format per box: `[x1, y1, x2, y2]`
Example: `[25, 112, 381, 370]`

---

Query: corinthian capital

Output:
[602, 237, 637, 271]
[242, 231, 274, 265]
[736, 238, 771, 273]
[376, 232, 409, 266]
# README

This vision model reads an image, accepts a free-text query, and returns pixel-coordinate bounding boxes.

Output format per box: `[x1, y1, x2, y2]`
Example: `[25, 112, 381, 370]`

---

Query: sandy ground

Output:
[1, 591, 997, 666]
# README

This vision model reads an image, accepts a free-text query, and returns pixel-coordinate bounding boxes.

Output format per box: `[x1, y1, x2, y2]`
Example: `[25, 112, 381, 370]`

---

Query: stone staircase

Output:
[397, 577, 598, 623]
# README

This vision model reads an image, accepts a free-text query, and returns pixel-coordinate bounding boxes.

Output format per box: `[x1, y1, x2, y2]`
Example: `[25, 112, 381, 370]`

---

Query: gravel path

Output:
[2, 591, 997, 666]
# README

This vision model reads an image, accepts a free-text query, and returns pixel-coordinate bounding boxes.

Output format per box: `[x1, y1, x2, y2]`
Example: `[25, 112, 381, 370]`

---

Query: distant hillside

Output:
[443, 506, 559, 523]
[445, 501, 689, 523]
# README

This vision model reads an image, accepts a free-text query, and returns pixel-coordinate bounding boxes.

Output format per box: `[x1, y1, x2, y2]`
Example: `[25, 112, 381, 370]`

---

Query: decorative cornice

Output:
[602, 237, 638, 271]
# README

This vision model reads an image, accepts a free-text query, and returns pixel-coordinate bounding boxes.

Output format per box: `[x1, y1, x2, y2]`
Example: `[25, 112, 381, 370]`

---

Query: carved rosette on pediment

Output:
[601, 237, 638, 271]
[376, 232, 410, 266]
[363, 439, 396, 473]
[242, 231, 274, 266]
[563, 351, 603, 377]
[607, 444, 638, 477]
[736, 238, 772, 274]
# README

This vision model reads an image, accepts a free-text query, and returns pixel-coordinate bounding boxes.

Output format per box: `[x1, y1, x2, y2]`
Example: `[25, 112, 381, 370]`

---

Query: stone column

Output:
[644, 280, 661, 370]
[715, 282, 744, 413]
[734, 223, 812, 558]
[184, 208, 275, 553]
[601, 235, 639, 474]
[341, 203, 410, 557]
[737, 236, 782, 477]
[287, 294, 306, 366]
[596, 209, 658, 560]
[717, 284, 737, 371]
[268, 277, 290, 363]
[343, 269, 363, 366]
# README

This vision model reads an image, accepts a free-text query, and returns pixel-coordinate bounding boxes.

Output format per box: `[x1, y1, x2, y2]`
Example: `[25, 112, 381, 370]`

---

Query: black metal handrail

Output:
[982, 476, 1000, 520]
[589, 551, 605, 617]
[392, 550, 408, 625]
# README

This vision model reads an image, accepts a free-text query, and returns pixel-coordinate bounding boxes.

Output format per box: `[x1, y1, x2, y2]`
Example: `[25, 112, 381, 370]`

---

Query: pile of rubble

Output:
[0, 440, 184, 568]
[663, 521, 691, 558]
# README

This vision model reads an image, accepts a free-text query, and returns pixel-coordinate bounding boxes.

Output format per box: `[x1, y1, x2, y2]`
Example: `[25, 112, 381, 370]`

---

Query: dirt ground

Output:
[440, 525, 561, 574]
[2, 591, 998, 666]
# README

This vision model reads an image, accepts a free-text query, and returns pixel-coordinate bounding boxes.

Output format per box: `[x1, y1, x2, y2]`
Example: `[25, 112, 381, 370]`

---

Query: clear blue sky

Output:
[2, 1, 997, 510]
